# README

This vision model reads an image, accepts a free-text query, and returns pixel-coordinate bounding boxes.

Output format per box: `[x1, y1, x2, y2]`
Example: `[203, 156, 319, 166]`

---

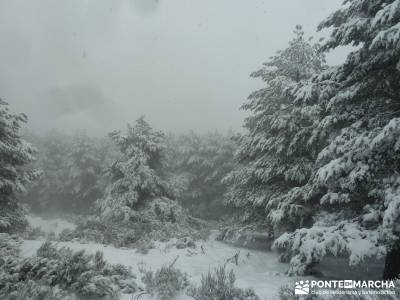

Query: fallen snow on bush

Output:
[21, 230, 293, 299]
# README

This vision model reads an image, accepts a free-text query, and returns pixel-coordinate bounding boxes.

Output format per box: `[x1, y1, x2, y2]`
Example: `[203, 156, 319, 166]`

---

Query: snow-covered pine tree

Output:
[98, 116, 173, 222]
[0, 99, 37, 232]
[224, 26, 326, 232]
[274, 0, 400, 278]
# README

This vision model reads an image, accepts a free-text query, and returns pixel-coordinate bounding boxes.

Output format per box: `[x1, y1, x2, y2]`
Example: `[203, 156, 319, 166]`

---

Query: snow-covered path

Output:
[22, 216, 297, 299]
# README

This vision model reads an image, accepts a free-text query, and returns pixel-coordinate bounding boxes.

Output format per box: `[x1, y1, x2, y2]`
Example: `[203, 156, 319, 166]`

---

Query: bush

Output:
[141, 259, 189, 300]
[2, 281, 75, 300]
[0, 241, 138, 299]
[0, 204, 29, 234]
[134, 238, 155, 254]
[58, 228, 75, 242]
[62, 199, 210, 249]
[176, 237, 196, 249]
[188, 266, 259, 300]
[0, 233, 20, 258]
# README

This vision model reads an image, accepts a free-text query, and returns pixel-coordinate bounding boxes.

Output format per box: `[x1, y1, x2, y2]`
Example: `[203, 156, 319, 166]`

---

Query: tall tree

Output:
[0, 99, 37, 232]
[98, 117, 173, 222]
[274, 0, 400, 277]
[224, 26, 326, 233]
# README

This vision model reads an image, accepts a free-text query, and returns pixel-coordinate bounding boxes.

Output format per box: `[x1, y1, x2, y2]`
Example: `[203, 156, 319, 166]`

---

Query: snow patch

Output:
[26, 215, 76, 236]
[21, 232, 291, 299]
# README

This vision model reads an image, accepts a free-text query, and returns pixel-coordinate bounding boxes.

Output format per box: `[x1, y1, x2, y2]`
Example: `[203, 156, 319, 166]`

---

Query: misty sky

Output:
[0, 0, 347, 135]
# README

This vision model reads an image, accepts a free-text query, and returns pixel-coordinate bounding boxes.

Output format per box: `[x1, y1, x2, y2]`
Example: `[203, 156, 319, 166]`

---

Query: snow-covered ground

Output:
[26, 214, 76, 236]
[22, 216, 299, 300]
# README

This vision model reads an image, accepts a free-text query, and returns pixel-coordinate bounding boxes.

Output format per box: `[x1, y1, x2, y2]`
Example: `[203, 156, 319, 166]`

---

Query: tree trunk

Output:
[383, 242, 400, 279]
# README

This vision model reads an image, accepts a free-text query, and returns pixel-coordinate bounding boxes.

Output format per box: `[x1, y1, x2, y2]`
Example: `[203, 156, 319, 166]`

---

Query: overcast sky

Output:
[0, 0, 347, 135]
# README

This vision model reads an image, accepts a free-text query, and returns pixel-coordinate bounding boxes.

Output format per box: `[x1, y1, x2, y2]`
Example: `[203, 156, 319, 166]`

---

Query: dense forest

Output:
[2, 0, 400, 299]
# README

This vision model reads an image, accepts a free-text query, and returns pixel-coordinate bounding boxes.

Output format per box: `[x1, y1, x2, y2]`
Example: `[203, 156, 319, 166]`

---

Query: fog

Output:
[4, 2, 399, 293]
[0, 0, 345, 135]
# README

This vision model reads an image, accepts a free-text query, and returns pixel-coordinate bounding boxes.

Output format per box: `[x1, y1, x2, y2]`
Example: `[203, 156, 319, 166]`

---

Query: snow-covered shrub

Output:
[273, 219, 387, 275]
[0, 205, 30, 234]
[217, 220, 273, 250]
[141, 260, 189, 300]
[59, 216, 122, 246]
[0, 100, 38, 234]
[0, 233, 20, 258]
[188, 266, 260, 300]
[67, 217, 109, 243]
[142, 197, 186, 224]
[0, 241, 138, 299]
[134, 238, 155, 254]
[2, 281, 75, 300]
[58, 228, 76, 242]
[175, 237, 196, 249]
[69, 197, 208, 248]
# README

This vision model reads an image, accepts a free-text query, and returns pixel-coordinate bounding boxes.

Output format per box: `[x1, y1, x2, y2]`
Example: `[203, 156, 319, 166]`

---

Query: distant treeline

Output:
[22, 123, 236, 220]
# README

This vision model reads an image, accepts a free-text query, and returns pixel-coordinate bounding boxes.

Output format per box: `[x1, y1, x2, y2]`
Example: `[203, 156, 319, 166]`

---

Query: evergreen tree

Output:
[23, 132, 113, 214]
[0, 99, 37, 232]
[98, 117, 173, 222]
[224, 26, 326, 232]
[169, 131, 236, 219]
[274, 0, 400, 277]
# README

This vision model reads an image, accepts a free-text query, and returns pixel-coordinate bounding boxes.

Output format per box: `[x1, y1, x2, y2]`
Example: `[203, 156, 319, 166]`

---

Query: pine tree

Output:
[169, 131, 236, 219]
[224, 26, 326, 232]
[0, 99, 37, 232]
[274, 0, 400, 277]
[98, 117, 173, 222]
[23, 131, 112, 214]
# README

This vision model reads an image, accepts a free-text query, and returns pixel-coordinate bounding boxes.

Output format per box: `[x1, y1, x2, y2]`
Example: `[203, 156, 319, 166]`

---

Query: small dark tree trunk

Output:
[383, 241, 400, 279]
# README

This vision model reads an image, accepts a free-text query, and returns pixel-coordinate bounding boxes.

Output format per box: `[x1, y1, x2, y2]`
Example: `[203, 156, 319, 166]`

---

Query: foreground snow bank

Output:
[21, 231, 292, 299]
